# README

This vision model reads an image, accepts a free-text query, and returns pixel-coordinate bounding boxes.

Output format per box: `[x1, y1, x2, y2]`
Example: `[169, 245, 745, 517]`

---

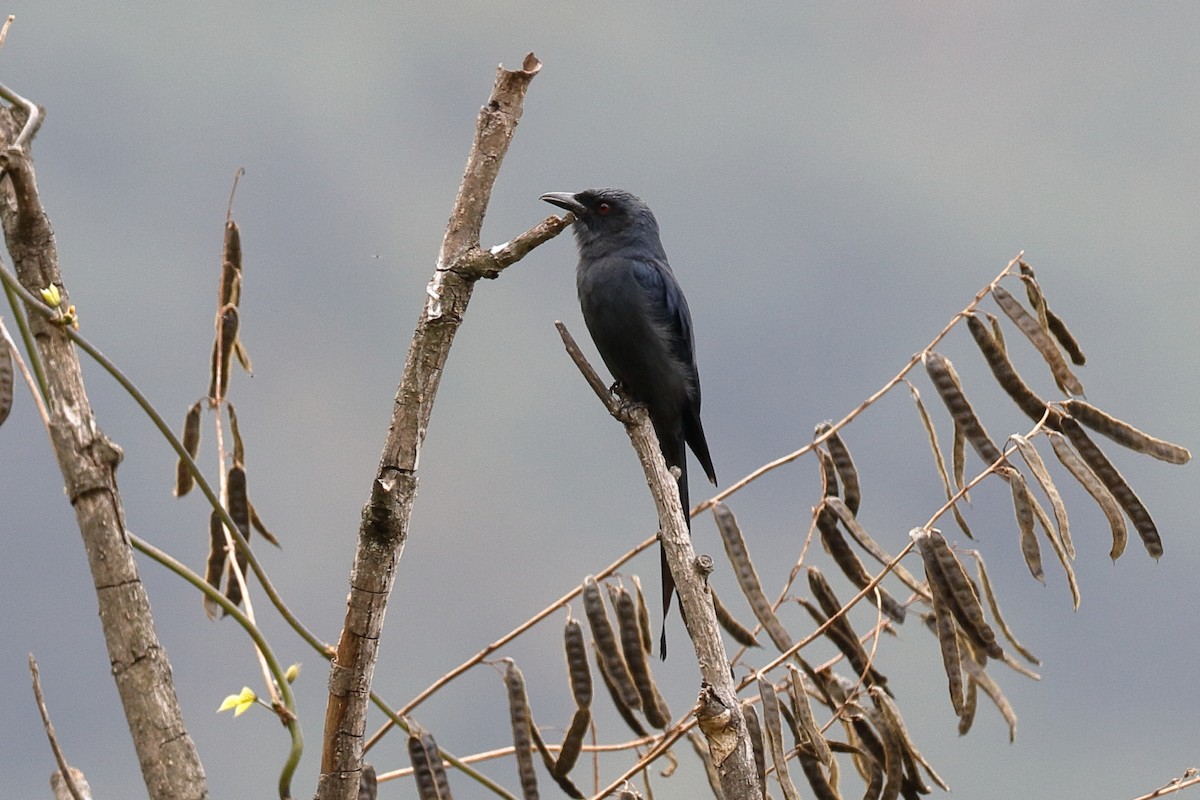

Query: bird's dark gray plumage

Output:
[542, 188, 717, 658]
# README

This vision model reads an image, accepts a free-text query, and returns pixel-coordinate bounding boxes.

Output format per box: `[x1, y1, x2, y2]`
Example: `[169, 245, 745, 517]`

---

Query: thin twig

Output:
[29, 655, 87, 800]
[1130, 769, 1200, 800]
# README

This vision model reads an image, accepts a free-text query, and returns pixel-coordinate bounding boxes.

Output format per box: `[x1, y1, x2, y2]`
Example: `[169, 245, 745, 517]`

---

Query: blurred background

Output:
[1, 4, 1196, 798]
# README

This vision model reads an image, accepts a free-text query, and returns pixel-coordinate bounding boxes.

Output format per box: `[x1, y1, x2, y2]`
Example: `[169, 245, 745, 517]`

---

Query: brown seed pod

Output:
[960, 656, 1017, 742]
[801, 592, 888, 690]
[958, 672, 979, 737]
[985, 311, 1007, 352]
[907, 381, 974, 540]
[1046, 430, 1127, 560]
[207, 304, 239, 403]
[816, 507, 906, 624]
[1063, 399, 1190, 465]
[503, 660, 540, 800]
[992, 284, 1084, 395]
[1058, 415, 1162, 557]
[1026, 478, 1081, 610]
[741, 700, 767, 794]
[248, 502, 280, 547]
[821, 425, 862, 515]
[923, 351, 1003, 465]
[407, 726, 451, 800]
[758, 677, 802, 800]
[1046, 307, 1086, 366]
[593, 643, 647, 737]
[1012, 434, 1072, 557]
[917, 530, 1002, 660]
[871, 705, 903, 800]
[218, 260, 241, 311]
[553, 708, 590, 780]
[797, 752, 839, 800]
[911, 532, 964, 716]
[613, 587, 669, 728]
[227, 465, 251, 539]
[952, 422, 968, 494]
[223, 219, 243, 278]
[528, 723, 584, 799]
[786, 664, 832, 766]
[965, 551, 1040, 666]
[203, 510, 225, 620]
[630, 575, 653, 655]
[0, 341, 14, 428]
[581, 577, 640, 710]
[710, 587, 760, 648]
[562, 618, 592, 710]
[823, 497, 929, 599]
[174, 401, 202, 497]
[1004, 468, 1043, 582]
[965, 313, 1058, 426]
[869, 686, 948, 791]
[713, 502, 794, 652]
[817, 446, 840, 499]
[227, 402, 246, 469]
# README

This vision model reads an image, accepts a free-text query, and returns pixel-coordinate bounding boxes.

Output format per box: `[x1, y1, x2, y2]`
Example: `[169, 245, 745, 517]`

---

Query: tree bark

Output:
[315, 54, 568, 800]
[1, 102, 208, 798]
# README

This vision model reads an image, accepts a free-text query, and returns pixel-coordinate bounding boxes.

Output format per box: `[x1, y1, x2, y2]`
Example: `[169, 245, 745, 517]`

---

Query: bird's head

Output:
[540, 188, 663, 257]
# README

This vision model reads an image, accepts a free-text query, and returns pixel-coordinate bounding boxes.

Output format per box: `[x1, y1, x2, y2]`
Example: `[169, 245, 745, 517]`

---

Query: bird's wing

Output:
[629, 257, 700, 394]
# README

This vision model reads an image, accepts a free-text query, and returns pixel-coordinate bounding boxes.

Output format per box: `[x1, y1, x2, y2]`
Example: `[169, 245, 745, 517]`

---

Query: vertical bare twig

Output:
[29, 655, 88, 800]
[1, 97, 208, 799]
[316, 53, 570, 800]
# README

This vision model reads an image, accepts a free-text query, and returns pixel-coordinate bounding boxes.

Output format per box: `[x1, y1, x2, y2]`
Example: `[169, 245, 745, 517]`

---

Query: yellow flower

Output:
[217, 686, 257, 717]
[40, 284, 61, 308]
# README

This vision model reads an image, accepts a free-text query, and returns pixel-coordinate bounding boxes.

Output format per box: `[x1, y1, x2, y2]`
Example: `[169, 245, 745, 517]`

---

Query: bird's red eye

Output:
[596, 202, 611, 215]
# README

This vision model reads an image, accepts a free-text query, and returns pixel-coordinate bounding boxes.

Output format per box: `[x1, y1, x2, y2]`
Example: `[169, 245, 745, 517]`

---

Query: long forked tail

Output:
[659, 440, 689, 660]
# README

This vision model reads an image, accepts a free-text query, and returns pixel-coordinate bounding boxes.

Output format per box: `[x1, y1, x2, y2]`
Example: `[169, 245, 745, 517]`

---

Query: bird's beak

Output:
[540, 191, 586, 217]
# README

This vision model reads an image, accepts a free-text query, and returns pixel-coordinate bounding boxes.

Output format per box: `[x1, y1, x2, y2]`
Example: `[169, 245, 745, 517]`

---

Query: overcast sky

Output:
[1, 4, 1197, 799]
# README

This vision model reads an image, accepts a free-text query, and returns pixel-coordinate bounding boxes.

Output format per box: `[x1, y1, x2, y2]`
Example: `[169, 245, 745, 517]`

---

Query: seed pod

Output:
[1012, 434, 1072, 557]
[223, 219, 243, 280]
[208, 304, 239, 403]
[407, 727, 451, 800]
[758, 677, 802, 800]
[912, 532, 964, 716]
[817, 447, 840, 499]
[1058, 415, 1162, 557]
[960, 656, 1017, 742]
[710, 587, 760, 648]
[0, 341, 13, 429]
[1063, 399, 1190, 465]
[713, 503, 794, 652]
[593, 643, 647, 737]
[218, 260, 241, 310]
[801, 592, 888, 690]
[741, 700, 767, 794]
[562, 618, 592, 710]
[923, 351, 1002, 465]
[1027, 479, 1081, 610]
[918, 530, 1002, 660]
[816, 507, 906, 624]
[797, 752, 839, 800]
[965, 550, 1040, 665]
[958, 673, 979, 737]
[821, 425, 862, 515]
[1046, 307, 1086, 366]
[630, 575, 653, 655]
[992, 284, 1084, 395]
[985, 311, 1007, 352]
[174, 401, 202, 497]
[786, 664, 832, 766]
[849, 713, 886, 789]
[503, 660, 540, 800]
[869, 686, 949, 791]
[528, 723, 584, 799]
[581, 577, 640, 710]
[871, 706, 903, 800]
[823, 497, 929, 599]
[359, 763, 378, 800]
[965, 313, 1057, 426]
[553, 708, 590, 780]
[226, 402, 246, 469]
[907, 381, 974, 540]
[1004, 468, 1043, 582]
[203, 510, 225, 620]
[1047, 430, 1127, 560]
[248, 502, 280, 547]
[614, 587, 669, 728]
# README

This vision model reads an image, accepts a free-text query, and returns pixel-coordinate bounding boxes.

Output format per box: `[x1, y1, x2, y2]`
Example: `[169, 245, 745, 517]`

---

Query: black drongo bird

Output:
[541, 188, 717, 658]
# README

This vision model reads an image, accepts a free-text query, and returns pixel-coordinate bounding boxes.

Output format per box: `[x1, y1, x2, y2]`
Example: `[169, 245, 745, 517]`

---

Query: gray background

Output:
[1, 4, 1196, 798]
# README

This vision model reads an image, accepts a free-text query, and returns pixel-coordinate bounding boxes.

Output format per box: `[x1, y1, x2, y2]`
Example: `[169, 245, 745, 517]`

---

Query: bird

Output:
[541, 188, 717, 658]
